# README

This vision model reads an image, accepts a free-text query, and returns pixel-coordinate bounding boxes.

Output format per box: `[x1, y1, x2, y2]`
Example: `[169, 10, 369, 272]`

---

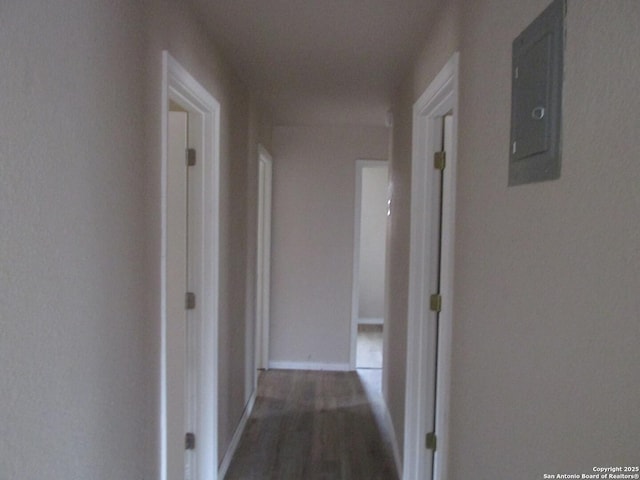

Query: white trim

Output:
[403, 52, 459, 480]
[357, 317, 384, 325]
[161, 51, 220, 480]
[350, 159, 388, 370]
[217, 390, 257, 479]
[255, 145, 273, 374]
[268, 361, 351, 372]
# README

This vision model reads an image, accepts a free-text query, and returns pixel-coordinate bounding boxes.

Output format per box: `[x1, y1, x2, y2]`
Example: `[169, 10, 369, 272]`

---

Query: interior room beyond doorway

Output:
[352, 161, 388, 377]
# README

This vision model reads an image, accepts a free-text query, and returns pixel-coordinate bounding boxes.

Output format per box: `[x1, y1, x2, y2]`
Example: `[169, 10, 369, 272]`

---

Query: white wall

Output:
[452, 1, 640, 475]
[358, 165, 388, 319]
[388, 0, 640, 476]
[0, 1, 151, 477]
[270, 126, 389, 368]
[0, 0, 271, 477]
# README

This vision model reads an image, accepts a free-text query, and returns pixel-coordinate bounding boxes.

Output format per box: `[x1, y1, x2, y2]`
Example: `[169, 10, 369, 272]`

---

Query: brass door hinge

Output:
[434, 151, 446, 171]
[185, 432, 196, 450]
[426, 432, 437, 451]
[186, 148, 196, 166]
[185, 292, 196, 310]
[429, 294, 442, 313]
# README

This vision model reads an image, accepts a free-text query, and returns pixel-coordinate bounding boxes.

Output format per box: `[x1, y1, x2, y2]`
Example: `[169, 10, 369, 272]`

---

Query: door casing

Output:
[161, 51, 221, 480]
[255, 145, 273, 373]
[403, 52, 459, 480]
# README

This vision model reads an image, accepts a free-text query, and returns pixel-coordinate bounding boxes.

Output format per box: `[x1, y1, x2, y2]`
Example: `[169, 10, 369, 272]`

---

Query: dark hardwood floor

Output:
[223, 369, 399, 480]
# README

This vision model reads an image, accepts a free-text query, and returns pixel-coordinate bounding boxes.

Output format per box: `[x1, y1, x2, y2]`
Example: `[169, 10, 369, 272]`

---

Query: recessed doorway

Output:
[351, 160, 389, 377]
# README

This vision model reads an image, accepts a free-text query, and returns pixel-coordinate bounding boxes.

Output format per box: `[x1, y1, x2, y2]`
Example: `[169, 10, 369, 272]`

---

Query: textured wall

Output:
[451, 1, 640, 476]
[452, 1, 640, 478]
[358, 165, 388, 319]
[0, 0, 270, 477]
[388, 0, 640, 479]
[390, 0, 640, 477]
[0, 1, 151, 478]
[270, 126, 388, 367]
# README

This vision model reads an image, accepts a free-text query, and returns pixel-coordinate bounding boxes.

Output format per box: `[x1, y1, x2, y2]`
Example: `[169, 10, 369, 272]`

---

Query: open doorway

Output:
[351, 160, 389, 380]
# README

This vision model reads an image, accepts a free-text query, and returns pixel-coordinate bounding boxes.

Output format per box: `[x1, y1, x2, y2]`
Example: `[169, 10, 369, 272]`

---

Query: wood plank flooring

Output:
[223, 370, 398, 480]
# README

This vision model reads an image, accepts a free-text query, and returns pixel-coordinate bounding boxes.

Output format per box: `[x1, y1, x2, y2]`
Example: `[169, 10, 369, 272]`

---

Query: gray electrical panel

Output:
[509, 0, 565, 186]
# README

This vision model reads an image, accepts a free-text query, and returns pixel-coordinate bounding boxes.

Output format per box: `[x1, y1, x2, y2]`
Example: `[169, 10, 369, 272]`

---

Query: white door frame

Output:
[403, 52, 459, 480]
[161, 51, 220, 480]
[255, 145, 273, 373]
[350, 159, 388, 369]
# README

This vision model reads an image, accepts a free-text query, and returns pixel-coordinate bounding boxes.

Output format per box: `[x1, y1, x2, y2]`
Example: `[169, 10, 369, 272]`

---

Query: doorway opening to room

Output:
[351, 160, 389, 389]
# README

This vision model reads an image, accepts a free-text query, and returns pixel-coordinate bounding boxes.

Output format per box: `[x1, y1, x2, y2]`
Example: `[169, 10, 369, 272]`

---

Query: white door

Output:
[166, 110, 192, 479]
[185, 110, 205, 480]
[167, 109, 204, 480]
[422, 114, 453, 477]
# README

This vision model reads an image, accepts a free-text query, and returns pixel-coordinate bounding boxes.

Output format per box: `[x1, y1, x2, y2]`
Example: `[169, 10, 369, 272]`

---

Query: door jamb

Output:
[161, 51, 220, 480]
[255, 145, 273, 373]
[350, 159, 388, 370]
[403, 52, 459, 480]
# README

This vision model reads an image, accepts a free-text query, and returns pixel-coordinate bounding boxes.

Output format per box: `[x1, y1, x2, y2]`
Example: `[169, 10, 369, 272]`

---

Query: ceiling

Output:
[190, 0, 440, 126]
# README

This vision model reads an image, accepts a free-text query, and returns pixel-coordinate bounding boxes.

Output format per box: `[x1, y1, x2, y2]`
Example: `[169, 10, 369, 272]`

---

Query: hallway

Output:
[223, 370, 398, 480]
[2, 2, 639, 479]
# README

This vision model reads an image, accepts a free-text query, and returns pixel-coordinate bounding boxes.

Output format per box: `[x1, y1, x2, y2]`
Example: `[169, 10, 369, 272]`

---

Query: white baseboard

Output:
[358, 317, 384, 325]
[268, 361, 351, 371]
[218, 389, 257, 479]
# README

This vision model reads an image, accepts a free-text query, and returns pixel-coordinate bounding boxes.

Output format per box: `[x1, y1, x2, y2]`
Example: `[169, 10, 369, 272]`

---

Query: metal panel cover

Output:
[509, 0, 565, 186]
